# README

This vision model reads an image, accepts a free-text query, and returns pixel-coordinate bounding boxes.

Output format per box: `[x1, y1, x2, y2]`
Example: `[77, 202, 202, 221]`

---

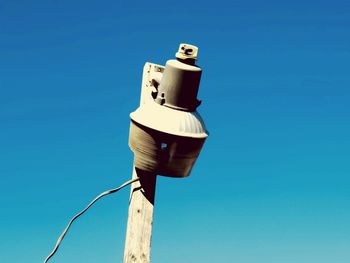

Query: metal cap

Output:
[175, 43, 198, 61]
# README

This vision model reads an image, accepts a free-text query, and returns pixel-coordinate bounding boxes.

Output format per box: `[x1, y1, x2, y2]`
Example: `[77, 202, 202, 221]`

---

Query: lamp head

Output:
[128, 44, 208, 178]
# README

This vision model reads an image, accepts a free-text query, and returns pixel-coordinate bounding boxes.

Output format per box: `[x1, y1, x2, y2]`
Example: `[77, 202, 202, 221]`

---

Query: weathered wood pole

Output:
[123, 166, 157, 263]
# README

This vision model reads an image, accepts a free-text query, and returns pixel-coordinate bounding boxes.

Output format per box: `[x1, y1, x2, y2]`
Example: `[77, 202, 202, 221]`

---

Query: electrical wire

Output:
[44, 177, 140, 263]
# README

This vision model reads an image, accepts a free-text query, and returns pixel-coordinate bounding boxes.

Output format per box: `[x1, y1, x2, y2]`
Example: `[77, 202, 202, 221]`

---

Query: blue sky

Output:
[1, 1, 349, 262]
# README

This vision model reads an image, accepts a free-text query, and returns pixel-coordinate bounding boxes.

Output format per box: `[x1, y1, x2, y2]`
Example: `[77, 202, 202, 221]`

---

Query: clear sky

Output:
[1, 1, 349, 262]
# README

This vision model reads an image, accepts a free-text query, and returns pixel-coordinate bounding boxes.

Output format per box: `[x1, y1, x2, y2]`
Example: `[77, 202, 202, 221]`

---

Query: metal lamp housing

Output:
[129, 44, 208, 178]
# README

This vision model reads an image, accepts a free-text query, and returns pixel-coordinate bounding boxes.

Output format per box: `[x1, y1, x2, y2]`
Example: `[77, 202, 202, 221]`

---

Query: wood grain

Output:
[124, 167, 157, 263]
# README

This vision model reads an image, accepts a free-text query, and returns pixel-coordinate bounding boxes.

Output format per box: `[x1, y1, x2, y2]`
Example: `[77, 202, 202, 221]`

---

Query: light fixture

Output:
[129, 43, 209, 178]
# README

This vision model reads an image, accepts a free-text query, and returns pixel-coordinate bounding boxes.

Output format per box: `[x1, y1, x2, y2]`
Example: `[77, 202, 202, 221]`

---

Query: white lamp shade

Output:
[129, 101, 208, 177]
[130, 101, 208, 139]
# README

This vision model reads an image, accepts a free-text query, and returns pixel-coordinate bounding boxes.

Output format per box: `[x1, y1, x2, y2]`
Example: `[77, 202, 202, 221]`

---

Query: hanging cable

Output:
[44, 177, 140, 263]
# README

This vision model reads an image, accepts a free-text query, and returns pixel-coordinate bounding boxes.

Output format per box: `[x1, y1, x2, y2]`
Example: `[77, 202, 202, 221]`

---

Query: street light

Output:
[124, 43, 209, 263]
[129, 43, 208, 177]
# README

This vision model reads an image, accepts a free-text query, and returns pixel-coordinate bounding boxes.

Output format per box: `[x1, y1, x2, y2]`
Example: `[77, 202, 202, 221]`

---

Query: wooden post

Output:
[124, 166, 157, 263]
